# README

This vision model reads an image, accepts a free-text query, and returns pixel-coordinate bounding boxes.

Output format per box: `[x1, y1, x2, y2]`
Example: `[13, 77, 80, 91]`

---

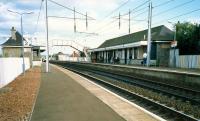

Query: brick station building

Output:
[89, 25, 174, 66]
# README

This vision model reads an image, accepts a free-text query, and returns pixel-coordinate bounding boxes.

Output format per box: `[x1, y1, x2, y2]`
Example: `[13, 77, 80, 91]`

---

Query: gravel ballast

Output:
[0, 67, 41, 121]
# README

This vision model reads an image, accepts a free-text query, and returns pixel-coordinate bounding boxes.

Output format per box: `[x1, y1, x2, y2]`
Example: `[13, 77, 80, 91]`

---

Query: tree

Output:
[175, 22, 200, 55]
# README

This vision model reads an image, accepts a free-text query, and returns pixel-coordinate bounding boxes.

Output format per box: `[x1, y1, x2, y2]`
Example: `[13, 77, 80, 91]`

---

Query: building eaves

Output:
[98, 25, 174, 48]
[1, 31, 26, 47]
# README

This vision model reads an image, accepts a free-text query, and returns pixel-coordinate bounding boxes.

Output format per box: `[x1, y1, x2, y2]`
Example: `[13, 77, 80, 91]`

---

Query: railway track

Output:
[52, 62, 200, 121]
[65, 63, 200, 105]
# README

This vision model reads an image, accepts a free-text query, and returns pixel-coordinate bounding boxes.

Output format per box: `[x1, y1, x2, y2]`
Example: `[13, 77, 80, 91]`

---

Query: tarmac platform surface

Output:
[31, 64, 161, 121]
[31, 65, 125, 121]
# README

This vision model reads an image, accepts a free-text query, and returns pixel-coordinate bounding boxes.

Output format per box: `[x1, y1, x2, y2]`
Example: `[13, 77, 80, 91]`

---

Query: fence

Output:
[0, 58, 30, 88]
[56, 55, 91, 62]
[169, 49, 200, 69]
[178, 55, 200, 68]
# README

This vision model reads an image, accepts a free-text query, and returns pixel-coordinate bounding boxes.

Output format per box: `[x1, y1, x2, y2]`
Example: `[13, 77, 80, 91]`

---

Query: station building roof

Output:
[1, 31, 27, 47]
[98, 25, 174, 48]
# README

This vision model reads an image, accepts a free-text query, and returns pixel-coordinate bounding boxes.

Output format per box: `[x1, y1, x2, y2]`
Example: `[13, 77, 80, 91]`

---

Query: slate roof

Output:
[98, 25, 174, 48]
[1, 31, 26, 47]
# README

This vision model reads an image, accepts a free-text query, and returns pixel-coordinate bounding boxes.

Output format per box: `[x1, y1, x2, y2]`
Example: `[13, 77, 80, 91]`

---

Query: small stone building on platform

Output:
[0, 27, 45, 66]
[89, 25, 174, 66]
[1, 27, 32, 59]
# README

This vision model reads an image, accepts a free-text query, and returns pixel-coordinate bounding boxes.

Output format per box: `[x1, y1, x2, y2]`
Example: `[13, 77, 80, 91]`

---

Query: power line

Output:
[115, 0, 176, 34]
[153, 0, 195, 17]
[129, 0, 176, 21]
[154, 0, 175, 8]
[121, 0, 150, 17]
[168, 8, 200, 20]
[48, 15, 94, 20]
[91, 0, 130, 33]
[95, 19, 118, 33]
[132, 9, 148, 19]
[76, 31, 98, 35]
[104, 0, 130, 19]
[48, 0, 95, 20]
[110, 0, 149, 33]
[90, 0, 149, 37]
[98, 20, 127, 34]
[153, 7, 200, 25]
[34, 0, 44, 34]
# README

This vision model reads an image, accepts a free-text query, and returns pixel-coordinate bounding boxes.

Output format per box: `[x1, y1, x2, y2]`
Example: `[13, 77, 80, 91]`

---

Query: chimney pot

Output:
[11, 27, 16, 40]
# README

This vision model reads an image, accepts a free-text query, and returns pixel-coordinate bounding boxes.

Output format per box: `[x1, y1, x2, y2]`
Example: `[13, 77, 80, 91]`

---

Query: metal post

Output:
[74, 7, 76, 33]
[7, 9, 34, 74]
[129, 9, 131, 34]
[86, 12, 88, 30]
[119, 12, 121, 29]
[146, 1, 152, 67]
[45, 0, 49, 72]
[174, 25, 176, 67]
[21, 15, 25, 75]
[31, 37, 33, 68]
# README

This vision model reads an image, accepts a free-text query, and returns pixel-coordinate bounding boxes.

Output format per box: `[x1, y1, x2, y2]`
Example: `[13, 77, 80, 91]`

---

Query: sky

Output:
[0, 0, 200, 55]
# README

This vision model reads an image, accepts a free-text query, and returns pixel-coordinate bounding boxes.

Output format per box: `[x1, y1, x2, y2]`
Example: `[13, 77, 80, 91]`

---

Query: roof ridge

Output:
[98, 25, 173, 48]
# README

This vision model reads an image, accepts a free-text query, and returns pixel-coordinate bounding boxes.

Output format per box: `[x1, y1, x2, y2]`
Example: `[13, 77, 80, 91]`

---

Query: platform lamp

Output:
[8, 9, 34, 75]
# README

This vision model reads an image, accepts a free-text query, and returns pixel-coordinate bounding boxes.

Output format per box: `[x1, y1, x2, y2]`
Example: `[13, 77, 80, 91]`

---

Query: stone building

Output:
[89, 25, 174, 66]
[1, 27, 32, 61]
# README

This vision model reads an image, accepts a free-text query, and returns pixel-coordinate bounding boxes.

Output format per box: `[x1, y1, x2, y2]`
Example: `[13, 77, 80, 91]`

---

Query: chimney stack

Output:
[11, 27, 16, 40]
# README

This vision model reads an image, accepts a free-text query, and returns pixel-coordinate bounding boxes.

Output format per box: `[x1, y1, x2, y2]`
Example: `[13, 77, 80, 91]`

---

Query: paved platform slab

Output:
[55, 65, 163, 121]
[31, 65, 125, 121]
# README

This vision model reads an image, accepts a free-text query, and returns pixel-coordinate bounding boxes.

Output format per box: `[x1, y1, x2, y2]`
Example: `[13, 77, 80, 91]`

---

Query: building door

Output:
[134, 47, 138, 59]
[125, 48, 127, 64]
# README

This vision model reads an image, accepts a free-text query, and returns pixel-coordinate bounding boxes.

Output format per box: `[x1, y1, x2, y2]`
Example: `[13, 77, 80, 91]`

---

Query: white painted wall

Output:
[33, 61, 42, 66]
[0, 58, 30, 88]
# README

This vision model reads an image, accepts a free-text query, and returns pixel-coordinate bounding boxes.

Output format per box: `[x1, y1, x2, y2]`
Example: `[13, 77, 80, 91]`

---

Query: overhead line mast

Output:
[74, 7, 76, 33]
[146, 1, 152, 67]
[45, 0, 49, 72]
[129, 9, 131, 34]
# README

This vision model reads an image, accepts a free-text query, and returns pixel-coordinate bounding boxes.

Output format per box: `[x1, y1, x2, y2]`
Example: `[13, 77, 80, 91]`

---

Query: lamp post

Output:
[168, 21, 177, 67]
[8, 9, 34, 75]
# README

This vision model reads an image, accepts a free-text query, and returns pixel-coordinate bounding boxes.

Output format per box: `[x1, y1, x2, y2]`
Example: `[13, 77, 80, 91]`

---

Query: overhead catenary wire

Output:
[104, 0, 130, 19]
[153, 0, 195, 17]
[97, 0, 150, 35]
[128, 0, 176, 25]
[121, 0, 195, 35]
[91, 0, 131, 33]
[34, 0, 44, 34]
[47, 0, 96, 34]
[87, 0, 149, 38]
[47, 15, 94, 20]
[85, 0, 198, 42]
[153, 7, 200, 25]
[48, 0, 95, 20]
[153, 0, 175, 8]
[110, 0, 150, 34]
[134, 0, 197, 28]
[120, 0, 150, 17]
[93, 0, 157, 38]
[95, 19, 118, 33]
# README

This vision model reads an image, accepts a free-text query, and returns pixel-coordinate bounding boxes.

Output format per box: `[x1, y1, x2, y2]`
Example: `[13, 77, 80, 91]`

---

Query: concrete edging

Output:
[54, 64, 166, 121]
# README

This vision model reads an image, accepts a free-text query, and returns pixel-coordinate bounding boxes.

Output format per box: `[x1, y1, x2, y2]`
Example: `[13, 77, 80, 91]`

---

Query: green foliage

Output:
[176, 22, 200, 55]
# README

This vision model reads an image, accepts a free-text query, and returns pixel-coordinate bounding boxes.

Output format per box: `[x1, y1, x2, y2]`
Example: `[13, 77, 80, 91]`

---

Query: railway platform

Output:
[30, 64, 162, 121]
